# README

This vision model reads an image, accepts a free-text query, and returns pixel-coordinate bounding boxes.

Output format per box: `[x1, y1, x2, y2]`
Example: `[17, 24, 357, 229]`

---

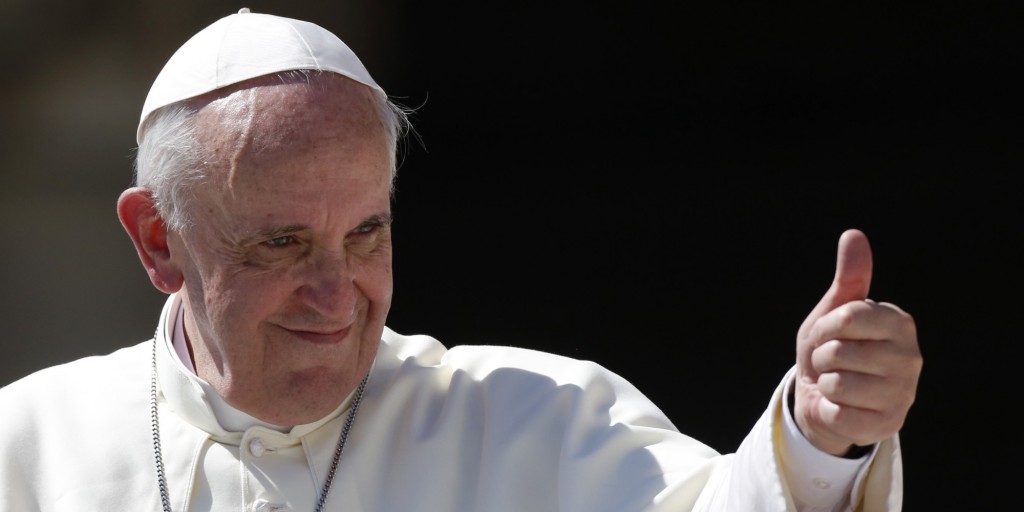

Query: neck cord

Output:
[150, 337, 369, 512]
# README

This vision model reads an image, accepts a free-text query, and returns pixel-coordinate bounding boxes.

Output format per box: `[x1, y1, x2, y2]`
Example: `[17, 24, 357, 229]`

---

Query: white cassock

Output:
[0, 293, 901, 511]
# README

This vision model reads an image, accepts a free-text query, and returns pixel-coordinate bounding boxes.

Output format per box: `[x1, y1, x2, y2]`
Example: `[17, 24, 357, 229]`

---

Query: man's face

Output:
[166, 75, 393, 425]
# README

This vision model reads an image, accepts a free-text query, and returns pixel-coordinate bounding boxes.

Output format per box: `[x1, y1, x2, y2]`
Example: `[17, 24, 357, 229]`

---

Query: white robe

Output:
[0, 294, 901, 511]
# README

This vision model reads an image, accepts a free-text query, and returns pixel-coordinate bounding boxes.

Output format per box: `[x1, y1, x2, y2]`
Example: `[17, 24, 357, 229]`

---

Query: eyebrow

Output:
[360, 213, 395, 228]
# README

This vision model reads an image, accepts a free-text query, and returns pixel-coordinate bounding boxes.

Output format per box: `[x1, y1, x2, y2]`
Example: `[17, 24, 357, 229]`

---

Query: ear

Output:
[117, 187, 184, 293]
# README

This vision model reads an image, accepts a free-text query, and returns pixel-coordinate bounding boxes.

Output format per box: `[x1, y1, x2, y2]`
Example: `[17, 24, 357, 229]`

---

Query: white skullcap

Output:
[137, 7, 384, 144]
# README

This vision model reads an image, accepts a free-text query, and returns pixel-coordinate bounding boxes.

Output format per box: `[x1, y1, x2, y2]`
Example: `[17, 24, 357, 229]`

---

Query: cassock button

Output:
[249, 438, 267, 457]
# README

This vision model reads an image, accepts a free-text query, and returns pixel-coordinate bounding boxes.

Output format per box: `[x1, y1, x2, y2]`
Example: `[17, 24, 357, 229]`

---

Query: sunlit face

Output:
[166, 75, 393, 425]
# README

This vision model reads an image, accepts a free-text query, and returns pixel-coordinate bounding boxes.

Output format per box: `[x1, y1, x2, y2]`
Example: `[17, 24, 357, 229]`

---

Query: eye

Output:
[263, 235, 297, 248]
[352, 223, 377, 235]
[351, 214, 392, 236]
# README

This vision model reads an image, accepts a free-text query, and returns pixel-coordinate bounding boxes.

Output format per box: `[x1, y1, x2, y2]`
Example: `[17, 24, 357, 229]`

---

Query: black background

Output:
[2, 1, 1019, 509]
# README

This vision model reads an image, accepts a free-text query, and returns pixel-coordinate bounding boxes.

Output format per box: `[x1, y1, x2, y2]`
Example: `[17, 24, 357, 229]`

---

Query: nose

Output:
[295, 248, 358, 320]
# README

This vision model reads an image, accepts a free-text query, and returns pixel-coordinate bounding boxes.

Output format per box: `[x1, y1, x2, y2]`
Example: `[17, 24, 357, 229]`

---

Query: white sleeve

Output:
[777, 368, 875, 511]
[704, 366, 902, 511]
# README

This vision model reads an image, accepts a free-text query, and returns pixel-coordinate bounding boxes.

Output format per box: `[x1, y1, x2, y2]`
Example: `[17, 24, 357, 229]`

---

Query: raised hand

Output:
[794, 229, 922, 456]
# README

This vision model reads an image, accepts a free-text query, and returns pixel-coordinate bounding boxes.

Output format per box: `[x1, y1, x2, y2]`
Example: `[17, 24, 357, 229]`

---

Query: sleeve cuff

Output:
[778, 368, 876, 510]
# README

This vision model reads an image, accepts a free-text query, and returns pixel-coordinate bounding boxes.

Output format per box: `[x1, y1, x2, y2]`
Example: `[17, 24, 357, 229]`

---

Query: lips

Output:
[280, 324, 351, 345]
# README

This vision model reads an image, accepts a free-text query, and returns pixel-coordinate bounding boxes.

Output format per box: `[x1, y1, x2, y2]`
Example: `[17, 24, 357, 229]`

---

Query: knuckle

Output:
[898, 349, 924, 376]
[812, 341, 840, 371]
[835, 305, 856, 330]
[898, 310, 917, 335]
[827, 373, 847, 396]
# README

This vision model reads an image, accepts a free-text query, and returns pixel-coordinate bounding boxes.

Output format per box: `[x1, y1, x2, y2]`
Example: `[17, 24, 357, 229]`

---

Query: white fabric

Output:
[780, 376, 874, 510]
[171, 299, 194, 374]
[137, 9, 384, 144]
[0, 293, 903, 511]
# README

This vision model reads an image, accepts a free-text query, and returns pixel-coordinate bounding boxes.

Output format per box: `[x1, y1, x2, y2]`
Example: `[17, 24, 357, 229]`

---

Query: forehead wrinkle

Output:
[194, 87, 259, 194]
[226, 95, 256, 191]
[214, 87, 327, 194]
[235, 223, 309, 246]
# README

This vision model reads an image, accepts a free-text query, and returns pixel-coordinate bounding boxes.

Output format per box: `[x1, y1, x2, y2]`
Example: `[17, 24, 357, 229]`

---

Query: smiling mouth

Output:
[282, 325, 351, 345]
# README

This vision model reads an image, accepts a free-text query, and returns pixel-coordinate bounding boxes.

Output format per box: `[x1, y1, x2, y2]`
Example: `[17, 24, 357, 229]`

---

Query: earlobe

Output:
[117, 187, 184, 293]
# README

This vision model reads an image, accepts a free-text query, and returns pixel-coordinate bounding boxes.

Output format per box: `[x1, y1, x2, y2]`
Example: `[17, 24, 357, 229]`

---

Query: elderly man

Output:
[0, 9, 921, 512]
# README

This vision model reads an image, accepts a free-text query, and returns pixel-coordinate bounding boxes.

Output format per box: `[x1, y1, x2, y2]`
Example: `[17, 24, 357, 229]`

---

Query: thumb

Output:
[801, 229, 874, 333]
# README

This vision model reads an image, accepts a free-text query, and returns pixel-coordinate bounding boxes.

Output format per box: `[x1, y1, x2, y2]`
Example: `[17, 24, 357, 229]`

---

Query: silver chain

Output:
[151, 338, 173, 512]
[150, 337, 369, 512]
[314, 374, 367, 512]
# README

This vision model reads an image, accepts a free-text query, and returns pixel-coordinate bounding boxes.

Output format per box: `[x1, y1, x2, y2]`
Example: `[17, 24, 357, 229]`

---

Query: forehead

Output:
[188, 74, 392, 221]
[194, 73, 387, 169]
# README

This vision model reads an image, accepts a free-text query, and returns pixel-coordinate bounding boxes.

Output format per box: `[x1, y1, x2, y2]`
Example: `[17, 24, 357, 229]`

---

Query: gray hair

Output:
[133, 70, 412, 232]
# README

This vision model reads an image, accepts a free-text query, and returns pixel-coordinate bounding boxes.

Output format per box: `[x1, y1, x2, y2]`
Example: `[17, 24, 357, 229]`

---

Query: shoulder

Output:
[0, 340, 157, 507]
[381, 327, 617, 384]
[0, 340, 151, 423]
[377, 328, 674, 428]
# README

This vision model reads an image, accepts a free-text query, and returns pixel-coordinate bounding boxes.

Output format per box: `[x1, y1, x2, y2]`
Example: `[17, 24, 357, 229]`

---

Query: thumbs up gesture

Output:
[795, 229, 922, 456]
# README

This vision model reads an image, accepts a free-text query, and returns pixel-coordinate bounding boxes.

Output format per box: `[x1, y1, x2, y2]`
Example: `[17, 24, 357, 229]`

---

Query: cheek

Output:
[372, 272, 394, 311]
[356, 256, 394, 309]
[371, 256, 394, 294]
[207, 273, 296, 329]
